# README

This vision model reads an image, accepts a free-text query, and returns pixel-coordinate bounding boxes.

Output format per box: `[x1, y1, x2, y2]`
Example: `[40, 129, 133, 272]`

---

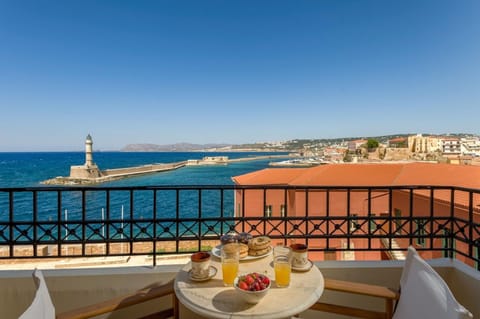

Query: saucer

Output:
[291, 259, 313, 272]
[188, 266, 217, 282]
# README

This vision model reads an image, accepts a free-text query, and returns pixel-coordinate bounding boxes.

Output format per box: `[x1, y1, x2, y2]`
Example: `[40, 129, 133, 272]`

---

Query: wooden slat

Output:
[325, 278, 399, 300]
[138, 308, 174, 319]
[310, 278, 400, 319]
[311, 302, 387, 319]
[56, 279, 175, 319]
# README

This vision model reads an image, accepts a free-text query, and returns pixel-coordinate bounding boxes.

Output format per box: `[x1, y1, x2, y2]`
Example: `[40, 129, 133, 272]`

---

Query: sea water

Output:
[0, 152, 287, 229]
[0, 151, 286, 188]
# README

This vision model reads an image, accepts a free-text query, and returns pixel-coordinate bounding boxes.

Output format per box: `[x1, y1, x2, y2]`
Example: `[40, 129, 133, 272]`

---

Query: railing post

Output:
[326, 188, 330, 250]
[175, 189, 180, 254]
[449, 188, 455, 259]
[152, 189, 157, 267]
[198, 188, 202, 252]
[106, 190, 110, 258]
[82, 190, 86, 257]
[9, 190, 14, 258]
[33, 190, 37, 257]
[130, 189, 134, 255]
[57, 190, 62, 257]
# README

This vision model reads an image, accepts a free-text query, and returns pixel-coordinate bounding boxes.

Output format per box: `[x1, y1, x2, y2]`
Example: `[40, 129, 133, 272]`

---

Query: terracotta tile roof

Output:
[231, 168, 309, 185]
[392, 163, 480, 188]
[232, 162, 480, 189]
[413, 189, 480, 212]
[232, 162, 480, 213]
[290, 163, 405, 186]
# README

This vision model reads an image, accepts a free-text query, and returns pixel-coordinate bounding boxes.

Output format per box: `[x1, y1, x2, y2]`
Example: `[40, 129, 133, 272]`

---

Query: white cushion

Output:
[18, 269, 55, 319]
[393, 246, 472, 319]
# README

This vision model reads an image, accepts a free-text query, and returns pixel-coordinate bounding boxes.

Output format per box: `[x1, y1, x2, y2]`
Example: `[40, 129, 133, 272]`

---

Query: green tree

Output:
[366, 139, 379, 149]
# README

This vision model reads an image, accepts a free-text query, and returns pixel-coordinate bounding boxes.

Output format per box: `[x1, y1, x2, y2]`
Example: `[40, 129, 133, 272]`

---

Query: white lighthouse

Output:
[85, 134, 94, 167]
[69, 134, 102, 180]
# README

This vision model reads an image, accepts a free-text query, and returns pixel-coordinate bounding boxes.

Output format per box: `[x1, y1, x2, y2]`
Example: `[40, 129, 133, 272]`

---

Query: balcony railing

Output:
[0, 185, 479, 270]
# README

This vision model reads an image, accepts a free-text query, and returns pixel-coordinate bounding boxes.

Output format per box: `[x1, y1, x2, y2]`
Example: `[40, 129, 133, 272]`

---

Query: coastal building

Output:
[461, 136, 480, 157]
[323, 147, 346, 162]
[69, 134, 103, 179]
[442, 137, 462, 155]
[232, 162, 480, 264]
[408, 134, 442, 154]
[387, 137, 407, 148]
[186, 156, 229, 165]
[347, 139, 367, 153]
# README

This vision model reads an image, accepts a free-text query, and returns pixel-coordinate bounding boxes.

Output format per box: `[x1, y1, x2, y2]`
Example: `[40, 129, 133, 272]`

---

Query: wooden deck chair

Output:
[18, 268, 178, 319]
[56, 278, 178, 319]
[310, 246, 473, 319]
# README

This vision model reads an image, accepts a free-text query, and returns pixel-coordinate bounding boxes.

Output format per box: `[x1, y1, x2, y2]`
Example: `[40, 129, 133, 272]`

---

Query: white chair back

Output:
[18, 269, 55, 319]
[392, 246, 472, 319]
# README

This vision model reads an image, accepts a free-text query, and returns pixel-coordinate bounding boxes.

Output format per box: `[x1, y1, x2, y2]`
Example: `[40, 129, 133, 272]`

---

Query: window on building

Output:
[442, 229, 456, 258]
[369, 213, 377, 232]
[280, 204, 286, 217]
[350, 214, 358, 232]
[264, 205, 272, 218]
[394, 208, 402, 234]
[475, 245, 479, 270]
[416, 218, 426, 246]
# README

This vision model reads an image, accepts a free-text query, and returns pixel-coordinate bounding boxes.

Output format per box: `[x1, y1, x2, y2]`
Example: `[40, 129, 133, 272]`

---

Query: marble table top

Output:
[174, 254, 324, 319]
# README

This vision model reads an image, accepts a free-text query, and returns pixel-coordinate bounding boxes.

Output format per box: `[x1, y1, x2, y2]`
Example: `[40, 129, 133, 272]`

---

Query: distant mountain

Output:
[121, 133, 479, 153]
[121, 143, 232, 152]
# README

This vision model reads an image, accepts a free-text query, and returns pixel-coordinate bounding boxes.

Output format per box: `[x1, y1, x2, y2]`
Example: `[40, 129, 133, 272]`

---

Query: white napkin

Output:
[18, 269, 55, 319]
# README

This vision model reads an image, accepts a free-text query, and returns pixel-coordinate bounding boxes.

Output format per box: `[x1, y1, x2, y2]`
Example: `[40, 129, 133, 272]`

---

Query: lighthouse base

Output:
[70, 164, 103, 179]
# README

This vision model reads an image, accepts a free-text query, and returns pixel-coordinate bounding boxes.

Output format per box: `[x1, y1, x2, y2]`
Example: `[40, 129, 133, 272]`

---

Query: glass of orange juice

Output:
[274, 255, 291, 287]
[221, 243, 240, 286]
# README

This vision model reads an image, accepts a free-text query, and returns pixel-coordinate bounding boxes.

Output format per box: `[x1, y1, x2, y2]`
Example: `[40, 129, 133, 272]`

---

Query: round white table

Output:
[174, 254, 324, 319]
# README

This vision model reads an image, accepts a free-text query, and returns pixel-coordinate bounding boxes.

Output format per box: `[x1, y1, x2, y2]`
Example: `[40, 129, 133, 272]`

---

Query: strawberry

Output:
[238, 281, 249, 291]
[262, 276, 270, 286]
[245, 275, 254, 285]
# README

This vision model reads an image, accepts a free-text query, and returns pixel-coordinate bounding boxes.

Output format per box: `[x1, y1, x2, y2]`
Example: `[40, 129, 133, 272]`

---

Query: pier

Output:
[42, 161, 188, 185]
[42, 135, 294, 185]
[42, 155, 292, 185]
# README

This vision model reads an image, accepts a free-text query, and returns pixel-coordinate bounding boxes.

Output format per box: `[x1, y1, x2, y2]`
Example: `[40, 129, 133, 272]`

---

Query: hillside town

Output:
[261, 134, 480, 166]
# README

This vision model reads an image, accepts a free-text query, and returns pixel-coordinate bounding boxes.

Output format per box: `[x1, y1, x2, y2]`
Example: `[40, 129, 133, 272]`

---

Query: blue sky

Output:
[1, 0, 479, 151]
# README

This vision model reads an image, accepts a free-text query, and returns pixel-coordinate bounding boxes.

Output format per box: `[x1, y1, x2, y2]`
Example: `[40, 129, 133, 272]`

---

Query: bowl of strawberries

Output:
[234, 272, 271, 304]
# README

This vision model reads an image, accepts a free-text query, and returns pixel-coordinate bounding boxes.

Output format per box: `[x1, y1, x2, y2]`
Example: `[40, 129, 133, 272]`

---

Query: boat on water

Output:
[268, 158, 329, 167]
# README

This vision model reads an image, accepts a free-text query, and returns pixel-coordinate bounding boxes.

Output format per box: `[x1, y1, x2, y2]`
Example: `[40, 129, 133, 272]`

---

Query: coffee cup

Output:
[290, 243, 308, 268]
[191, 252, 211, 279]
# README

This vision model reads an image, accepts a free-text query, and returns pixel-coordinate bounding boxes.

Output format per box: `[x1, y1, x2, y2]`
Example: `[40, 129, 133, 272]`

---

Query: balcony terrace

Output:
[0, 185, 479, 318]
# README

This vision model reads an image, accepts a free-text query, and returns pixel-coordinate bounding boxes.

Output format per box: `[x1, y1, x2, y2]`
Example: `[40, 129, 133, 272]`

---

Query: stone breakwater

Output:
[42, 154, 293, 185]
[42, 161, 187, 185]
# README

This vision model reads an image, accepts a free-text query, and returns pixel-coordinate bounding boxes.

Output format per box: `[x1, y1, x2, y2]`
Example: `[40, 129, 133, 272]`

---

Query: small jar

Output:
[220, 231, 239, 245]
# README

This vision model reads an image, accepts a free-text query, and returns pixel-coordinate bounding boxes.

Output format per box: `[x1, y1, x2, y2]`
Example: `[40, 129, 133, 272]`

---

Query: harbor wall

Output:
[42, 154, 293, 185]
[102, 162, 186, 177]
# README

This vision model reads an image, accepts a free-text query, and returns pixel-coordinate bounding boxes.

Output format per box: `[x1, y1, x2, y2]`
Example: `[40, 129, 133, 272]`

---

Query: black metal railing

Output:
[0, 185, 479, 269]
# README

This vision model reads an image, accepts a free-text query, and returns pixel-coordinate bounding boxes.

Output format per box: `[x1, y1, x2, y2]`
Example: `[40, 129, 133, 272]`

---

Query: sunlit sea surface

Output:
[0, 152, 288, 225]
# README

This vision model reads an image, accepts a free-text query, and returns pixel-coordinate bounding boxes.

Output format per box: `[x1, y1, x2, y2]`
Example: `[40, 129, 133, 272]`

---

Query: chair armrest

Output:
[325, 278, 399, 300]
[56, 278, 176, 319]
[310, 278, 400, 319]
